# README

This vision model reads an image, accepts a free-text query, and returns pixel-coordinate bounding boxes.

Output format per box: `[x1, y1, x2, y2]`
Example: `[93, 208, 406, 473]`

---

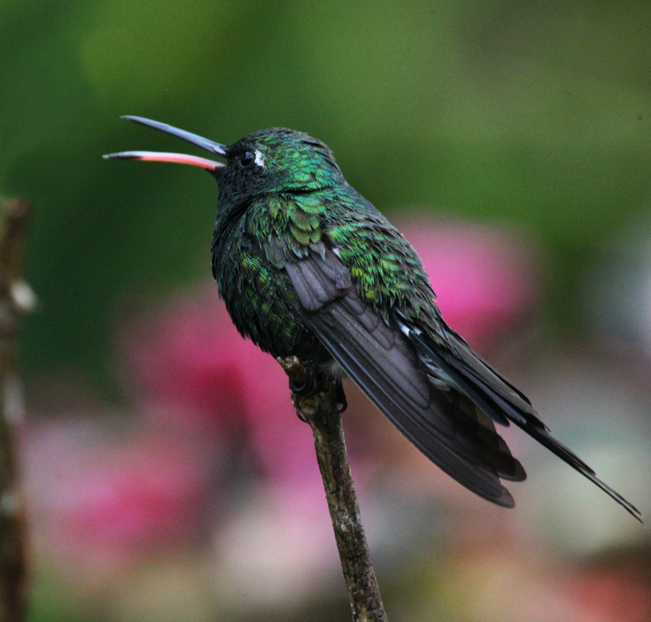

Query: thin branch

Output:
[278, 356, 388, 622]
[0, 198, 34, 622]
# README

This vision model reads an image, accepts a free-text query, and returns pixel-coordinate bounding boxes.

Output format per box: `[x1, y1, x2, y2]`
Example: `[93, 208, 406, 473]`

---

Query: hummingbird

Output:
[105, 116, 641, 520]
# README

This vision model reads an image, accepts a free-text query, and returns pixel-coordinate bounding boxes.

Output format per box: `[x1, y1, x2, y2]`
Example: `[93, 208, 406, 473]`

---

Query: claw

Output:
[336, 382, 347, 415]
[288, 370, 318, 396]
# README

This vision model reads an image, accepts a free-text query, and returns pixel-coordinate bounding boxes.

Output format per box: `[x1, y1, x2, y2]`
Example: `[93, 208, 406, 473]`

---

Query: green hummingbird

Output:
[105, 116, 641, 520]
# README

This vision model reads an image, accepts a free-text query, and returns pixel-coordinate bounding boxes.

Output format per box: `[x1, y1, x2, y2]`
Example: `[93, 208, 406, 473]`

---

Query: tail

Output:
[519, 422, 642, 521]
[408, 323, 643, 523]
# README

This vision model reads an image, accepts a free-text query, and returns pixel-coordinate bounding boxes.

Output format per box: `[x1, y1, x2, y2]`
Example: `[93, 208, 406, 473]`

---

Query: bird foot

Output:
[290, 375, 347, 420]
[289, 370, 317, 422]
[289, 371, 318, 397]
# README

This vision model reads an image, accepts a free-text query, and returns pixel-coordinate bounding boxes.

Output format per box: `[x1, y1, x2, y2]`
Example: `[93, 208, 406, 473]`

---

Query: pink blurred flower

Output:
[120, 288, 251, 434]
[399, 218, 540, 351]
[25, 416, 214, 577]
[120, 285, 322, 488]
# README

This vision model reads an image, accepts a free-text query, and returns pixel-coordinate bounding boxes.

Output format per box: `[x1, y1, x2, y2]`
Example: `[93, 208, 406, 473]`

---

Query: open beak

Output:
[103, 116, 227, 172]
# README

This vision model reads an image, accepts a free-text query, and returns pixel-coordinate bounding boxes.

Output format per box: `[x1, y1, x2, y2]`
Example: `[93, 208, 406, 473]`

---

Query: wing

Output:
[283, 247, 525, 507]
[283, 247, 642, 521]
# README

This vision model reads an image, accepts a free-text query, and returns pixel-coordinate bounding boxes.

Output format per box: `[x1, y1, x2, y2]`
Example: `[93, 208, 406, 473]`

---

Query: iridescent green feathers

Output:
[251, 194, 326, 261]
[214, 127, 440, 336]
[217, 128, 345, 204]
[243, 128, 344, 189]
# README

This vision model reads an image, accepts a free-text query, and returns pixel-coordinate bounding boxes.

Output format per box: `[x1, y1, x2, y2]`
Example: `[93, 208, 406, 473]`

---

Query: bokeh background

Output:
[3, 1, 651, 620]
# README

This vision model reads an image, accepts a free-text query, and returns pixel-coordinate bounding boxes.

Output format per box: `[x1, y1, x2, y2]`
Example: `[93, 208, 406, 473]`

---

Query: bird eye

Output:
[238, 151, 256, 169]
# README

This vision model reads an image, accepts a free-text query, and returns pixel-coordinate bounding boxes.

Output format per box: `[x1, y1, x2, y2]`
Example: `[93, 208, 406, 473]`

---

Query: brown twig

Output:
[278, 356, 388, 622]
[0, 198, 34, 622]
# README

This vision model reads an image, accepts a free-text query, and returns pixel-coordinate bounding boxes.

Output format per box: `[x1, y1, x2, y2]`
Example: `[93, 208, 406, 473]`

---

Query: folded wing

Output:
[284, 249, 525, 507]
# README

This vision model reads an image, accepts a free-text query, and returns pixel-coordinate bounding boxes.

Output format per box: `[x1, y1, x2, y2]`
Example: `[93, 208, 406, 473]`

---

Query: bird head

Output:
[104, 117, 345, 204]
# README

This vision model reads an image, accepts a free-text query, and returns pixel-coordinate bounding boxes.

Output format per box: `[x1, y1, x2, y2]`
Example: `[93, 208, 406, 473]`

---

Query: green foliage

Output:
[1, 0, 650, 387]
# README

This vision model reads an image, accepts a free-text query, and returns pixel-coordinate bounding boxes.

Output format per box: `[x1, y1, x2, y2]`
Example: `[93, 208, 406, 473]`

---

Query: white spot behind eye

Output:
[254, 150, 265, 168]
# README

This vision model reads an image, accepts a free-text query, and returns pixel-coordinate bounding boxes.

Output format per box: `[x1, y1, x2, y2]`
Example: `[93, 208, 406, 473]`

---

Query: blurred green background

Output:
[2, 0, 651, 392]
[3, 2, 651, 622]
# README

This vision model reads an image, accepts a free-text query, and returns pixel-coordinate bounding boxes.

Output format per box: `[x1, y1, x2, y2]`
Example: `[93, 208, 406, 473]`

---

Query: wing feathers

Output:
[304, 290, 525, 507]
[284, 251, 351, 311]
[281, 248, 640, 520]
